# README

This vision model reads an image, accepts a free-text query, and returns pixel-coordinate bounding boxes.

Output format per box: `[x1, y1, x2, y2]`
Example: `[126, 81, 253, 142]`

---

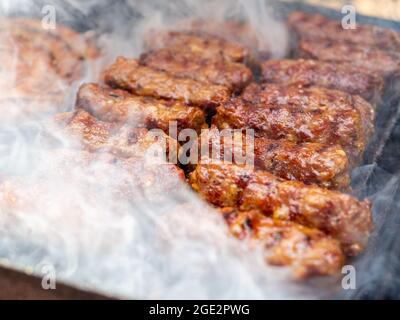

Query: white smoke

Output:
[0, 0, 321, 299]
[0, 0, 397, 300]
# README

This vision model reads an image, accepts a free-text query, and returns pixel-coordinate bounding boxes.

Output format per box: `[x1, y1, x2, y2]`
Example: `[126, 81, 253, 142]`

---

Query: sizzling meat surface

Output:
[144, 30, 249, 62]
[221, 208, 344, 279]
[51, 109, 180, 161]
[0, 18, 87, 82]
[103, 57, 231, 109]
[213, 83, 374, 165]
[197, 128, 350, 190]
[0, 41, 65, 119]
[179, 19, 262, 55]
[76, 83, 207, 134]
[139, 47, 253, 92]
[288, 11, 400, 52]
[261, 59, 384, 103]
[0, 18, 97, 121]
[189, 163, 373, 256]
[298, 38, 400, 78]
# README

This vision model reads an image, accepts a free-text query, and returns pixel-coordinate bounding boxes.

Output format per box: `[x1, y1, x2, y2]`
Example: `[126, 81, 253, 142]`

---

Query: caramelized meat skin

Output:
[0, 41, 66, 120]
[103, 57, 231, 109]
[298, 38, 400, 78]
[0, 18, 98, 60]
[288, 11, 400, 52]
[261, 59, 384, 104]
[189, 163, 372, 256]
[0, 18, 96, 121]
[253, 138, 349, 190]
[198, 128, 349, 190]
[242, 84, 374, 136]
[221, 208, 344, 279]
[139, 47, 253, 92]
[51, 110, 180, 161]
[179, 19, 264, 56]
[176, 19, 270, 69]
[76, 83, 207, 134]
[213, 83, 374, 165]
[144, 30, 249, 62]
[0, 18, 96, 82]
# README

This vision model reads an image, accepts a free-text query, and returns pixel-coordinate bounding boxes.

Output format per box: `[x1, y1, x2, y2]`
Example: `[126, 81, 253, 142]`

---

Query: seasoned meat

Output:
[176, 19, 271, 65]
[139, 47, 253, 92]
[76, 83, 207, 134]
[189, 163, 373, 256]
[0, 18, 97, 121]
[221, 208, 344, 279]
[197, 128, 349, 190]
[261, 59, 384, 104]
[0, 41, 66, 121]
[288, 11, 400, 52]
[144, 30, 249, 62]
[0, 18, 98, 60]
[51, 109, 180, 161]
[213, 83, 374, 165]
[179, 19, 263, 55]
[0, 18, 96, 82]
[298, 38, 400, 78]
[103, 57, 231, 109]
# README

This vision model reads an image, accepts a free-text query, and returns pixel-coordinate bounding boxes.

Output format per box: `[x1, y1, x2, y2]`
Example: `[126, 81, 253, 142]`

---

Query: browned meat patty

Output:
[0, 41, 66, 120]
[212, 83, 374, 166]
[0, 18, 97, 83]
[189, 162, 373, 256]
[221, 208, 344, 279]
[288, 11, 400, 52]
[75, 83, 207, 134]
[178, 19, 263, 55]
[197, 128, 350, 190]
[261, 59, 384, 104]
[103, 57, 231, 109]
[0, 18, 97, 121]
[297, 38, 400, 78]
[50, 109, 180, 162]
[143, 30, 250, 62]
[139, 46, 253, 92]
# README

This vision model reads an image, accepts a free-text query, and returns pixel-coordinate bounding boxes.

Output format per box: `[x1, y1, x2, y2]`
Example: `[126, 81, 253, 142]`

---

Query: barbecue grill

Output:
[0, 0, 399, 299]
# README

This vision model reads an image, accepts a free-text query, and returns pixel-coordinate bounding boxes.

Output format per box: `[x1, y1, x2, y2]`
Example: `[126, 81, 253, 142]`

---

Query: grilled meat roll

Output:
[221, 208, 344, 279]
[103, 57, 231, 109]
[0, 18, 97, 121]
[0, 18, 94, 82]
[197, 128, 350, 190]
[297, 38, 400, 78]
[261, 59, 384, 104]
[51, 109, 180, 162]
[76, 83, 207, 134]
[139, 47, 253, 92]
[288, 11, 400, 52]
[189, 163, 372, 256]
[144, 30, 249, 62]
[179, 19, 266, 57]
[213, 83, 374, 165]
[0, 18, 97, 60]
[0, 41, 66, 120]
